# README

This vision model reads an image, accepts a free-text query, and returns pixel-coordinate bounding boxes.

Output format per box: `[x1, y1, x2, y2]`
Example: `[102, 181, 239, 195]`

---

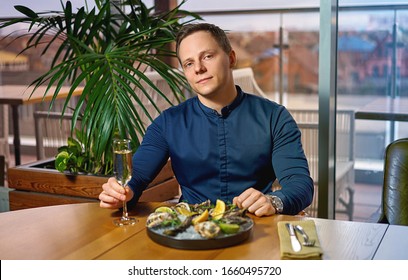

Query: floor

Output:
[2, 149, 383, 222]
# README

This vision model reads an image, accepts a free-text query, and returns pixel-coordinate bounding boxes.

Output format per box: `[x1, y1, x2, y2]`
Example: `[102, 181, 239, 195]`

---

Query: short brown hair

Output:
[176, 23, 232, 57]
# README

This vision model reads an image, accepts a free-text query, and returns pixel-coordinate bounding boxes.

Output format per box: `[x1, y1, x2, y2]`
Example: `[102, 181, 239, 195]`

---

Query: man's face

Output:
[178, 31, 235, 99]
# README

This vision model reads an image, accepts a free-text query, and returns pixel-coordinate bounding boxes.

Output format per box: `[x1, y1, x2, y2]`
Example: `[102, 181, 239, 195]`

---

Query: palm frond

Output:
[0, 0, 201, 175]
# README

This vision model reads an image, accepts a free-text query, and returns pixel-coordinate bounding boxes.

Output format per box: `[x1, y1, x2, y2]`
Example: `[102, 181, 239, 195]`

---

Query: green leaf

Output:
[0, 0, 201, 176]
[14, 5, 38, 18]
[55, 151, 70, 172]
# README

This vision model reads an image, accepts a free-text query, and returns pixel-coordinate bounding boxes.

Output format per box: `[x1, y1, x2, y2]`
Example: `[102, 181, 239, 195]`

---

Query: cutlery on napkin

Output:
[285, 223, 301, 252]
[277, 220, 323, 260]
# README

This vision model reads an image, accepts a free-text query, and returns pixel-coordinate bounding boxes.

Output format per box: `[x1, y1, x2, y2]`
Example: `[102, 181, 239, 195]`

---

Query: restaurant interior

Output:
[0, 0, 407, 261]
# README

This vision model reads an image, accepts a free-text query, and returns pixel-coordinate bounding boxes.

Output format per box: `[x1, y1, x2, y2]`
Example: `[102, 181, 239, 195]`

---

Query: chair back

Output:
[289, 109, 355, 180]
[232, 67, 269, 99]
[289, 109, 355, 219]
[379, 138, 408, 226]
[34, 111, 77, 159]
[133, 70, 185, 137]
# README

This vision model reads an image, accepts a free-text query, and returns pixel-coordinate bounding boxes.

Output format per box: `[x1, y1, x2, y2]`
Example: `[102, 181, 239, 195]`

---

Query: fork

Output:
[294, 225, 316, 247]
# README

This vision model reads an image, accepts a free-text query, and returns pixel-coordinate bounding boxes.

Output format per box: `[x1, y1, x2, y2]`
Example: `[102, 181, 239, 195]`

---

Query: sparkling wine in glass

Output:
[113, 138, 137, 226]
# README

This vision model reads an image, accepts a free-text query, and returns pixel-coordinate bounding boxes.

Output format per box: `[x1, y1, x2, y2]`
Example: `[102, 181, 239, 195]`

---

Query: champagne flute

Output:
[113, 138, 137, 226]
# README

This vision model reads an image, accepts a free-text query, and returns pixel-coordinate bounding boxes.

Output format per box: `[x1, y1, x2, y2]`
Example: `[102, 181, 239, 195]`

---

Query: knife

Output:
[285, 223, 301, 252]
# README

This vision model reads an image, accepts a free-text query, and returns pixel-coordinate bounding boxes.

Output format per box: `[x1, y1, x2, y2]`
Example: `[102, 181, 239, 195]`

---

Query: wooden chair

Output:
[232, 67, 269, 99]
[290, 109, 355, 219]
[17, 94, 80, 145]
[133, 70, 186, 136]
[34, 111, 77, 160]
[295, 122, 319, 216]
[28, 111, 180, 209]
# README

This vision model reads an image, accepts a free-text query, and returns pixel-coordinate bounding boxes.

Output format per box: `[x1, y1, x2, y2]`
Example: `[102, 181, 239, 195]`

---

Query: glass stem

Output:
[121, 183, 129, 220]
[122, 200, 129, 220]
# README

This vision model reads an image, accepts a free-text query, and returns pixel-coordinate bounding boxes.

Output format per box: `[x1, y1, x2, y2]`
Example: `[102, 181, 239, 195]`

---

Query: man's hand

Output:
[233, 187, 276, 217]
[99, 177, 134, 209]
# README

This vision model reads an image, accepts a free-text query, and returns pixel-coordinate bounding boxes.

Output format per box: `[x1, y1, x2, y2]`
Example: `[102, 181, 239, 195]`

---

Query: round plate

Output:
[147, 218, 254, 250]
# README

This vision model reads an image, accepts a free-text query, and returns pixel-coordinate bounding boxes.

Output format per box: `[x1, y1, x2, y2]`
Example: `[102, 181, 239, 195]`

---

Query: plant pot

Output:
[7, 158, 179, 211]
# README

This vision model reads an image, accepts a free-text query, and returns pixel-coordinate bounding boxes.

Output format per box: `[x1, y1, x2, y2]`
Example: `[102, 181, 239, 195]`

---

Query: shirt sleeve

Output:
[270, 106, 314, 215]
[127, 114, 170, 204]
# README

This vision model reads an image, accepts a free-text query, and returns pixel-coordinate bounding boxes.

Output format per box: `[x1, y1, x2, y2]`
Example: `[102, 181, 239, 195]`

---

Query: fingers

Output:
[251, 199, 274, 217]
[233, 188, 275, 217]
[99, 177, 132, 209]
[233, 187, 253, 209]
[103, 177, 126, 199]
[99, 197, 122, 209]
[99, 189, 122, 209]
[233, 187, 260, 209]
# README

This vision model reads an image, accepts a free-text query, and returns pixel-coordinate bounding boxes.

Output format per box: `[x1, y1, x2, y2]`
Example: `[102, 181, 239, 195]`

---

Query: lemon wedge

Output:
[175, 206, 192, 216]
[211, 199, 226, 220]
[192, 209, 209, 225]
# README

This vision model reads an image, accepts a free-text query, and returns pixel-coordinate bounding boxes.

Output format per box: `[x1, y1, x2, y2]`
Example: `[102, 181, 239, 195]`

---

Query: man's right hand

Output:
[99, 177, 134, 209]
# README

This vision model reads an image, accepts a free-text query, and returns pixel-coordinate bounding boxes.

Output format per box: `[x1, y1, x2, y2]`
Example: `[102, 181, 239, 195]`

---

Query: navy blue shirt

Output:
[128, 87, 313, 215]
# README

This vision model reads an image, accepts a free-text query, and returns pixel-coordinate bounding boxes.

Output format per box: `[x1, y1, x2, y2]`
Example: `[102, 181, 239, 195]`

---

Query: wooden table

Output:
[0, 202, 401, 260]
[0, 85, 82, 165]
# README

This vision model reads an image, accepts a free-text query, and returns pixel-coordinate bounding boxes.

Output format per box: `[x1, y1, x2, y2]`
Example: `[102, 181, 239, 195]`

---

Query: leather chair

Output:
[378, 138, 408, 226]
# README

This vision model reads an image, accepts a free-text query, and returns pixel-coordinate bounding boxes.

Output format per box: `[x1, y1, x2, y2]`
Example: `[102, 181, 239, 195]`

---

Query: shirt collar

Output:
[197, 86, 244, 118]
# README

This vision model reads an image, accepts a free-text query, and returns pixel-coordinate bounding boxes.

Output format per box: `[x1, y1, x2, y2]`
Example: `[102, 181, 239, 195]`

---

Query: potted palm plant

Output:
[1, 0, 200, 174]
[1, 0, 201, 209]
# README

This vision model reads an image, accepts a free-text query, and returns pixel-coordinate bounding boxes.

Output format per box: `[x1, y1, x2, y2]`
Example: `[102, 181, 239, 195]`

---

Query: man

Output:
[99, 23, 313, 216]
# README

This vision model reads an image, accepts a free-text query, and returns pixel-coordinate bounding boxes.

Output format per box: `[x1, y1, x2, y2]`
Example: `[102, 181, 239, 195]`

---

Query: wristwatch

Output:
[265, 194, 283, 214]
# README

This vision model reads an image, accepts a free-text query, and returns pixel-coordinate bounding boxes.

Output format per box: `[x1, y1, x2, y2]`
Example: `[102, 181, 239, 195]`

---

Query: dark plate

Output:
[147, 217, 254, 250]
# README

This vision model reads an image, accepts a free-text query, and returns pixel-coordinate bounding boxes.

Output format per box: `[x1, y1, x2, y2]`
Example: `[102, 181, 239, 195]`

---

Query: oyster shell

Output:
[191, 199, 211, 214]
[175, 202, 191, 211]
[194, 221, 220, 239]
[146, 212, 175, 228]
[163, 215, 194, 236]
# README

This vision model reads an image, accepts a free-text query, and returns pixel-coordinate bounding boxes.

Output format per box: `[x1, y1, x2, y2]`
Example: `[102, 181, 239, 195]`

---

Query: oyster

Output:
[194, 221, 220, 239]
[221, 207, 248, 225]
[146, 212, 175, 228]
[174, 202, 192, 216]
[191, 200, 211, 214]
[163, 215, 194, 236]
[223, 207, 247, 218]
[175, 202, 191, 211]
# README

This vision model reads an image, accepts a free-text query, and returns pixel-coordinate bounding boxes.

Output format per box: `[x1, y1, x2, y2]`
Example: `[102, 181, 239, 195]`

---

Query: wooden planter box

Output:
[7, 159, 179, 211]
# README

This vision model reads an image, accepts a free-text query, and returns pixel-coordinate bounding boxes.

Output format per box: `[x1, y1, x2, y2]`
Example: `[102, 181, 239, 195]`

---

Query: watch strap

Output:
[265, 194, 283, 214]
